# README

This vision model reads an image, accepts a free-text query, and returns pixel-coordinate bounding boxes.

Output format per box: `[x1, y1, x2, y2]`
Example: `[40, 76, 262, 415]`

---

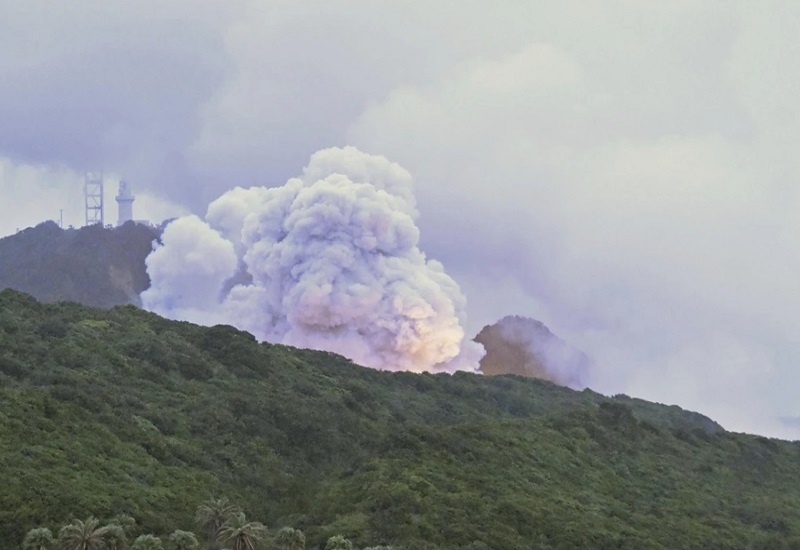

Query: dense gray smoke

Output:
[142, 147, 483, 372]
[474, 315, 589, 388]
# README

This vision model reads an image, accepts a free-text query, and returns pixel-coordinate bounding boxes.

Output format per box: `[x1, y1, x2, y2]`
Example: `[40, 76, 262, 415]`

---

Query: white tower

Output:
[84, 172, 104, 226]
[115, 181, 135, 226]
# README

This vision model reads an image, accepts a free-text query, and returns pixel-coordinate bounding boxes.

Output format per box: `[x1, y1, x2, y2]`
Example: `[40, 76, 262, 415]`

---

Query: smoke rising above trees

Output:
[4, 1, 800, 437]
[142, 147, 482, 372]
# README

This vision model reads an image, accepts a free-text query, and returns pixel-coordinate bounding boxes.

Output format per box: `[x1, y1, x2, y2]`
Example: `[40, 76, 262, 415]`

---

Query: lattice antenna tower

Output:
[84, 171, 104, 226]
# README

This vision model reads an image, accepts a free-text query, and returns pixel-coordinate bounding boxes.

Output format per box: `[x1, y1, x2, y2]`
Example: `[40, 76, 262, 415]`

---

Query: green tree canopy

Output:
[168, 530, 199, 550]
[195, 497, 241, 547]
[57, 517, 107, 550]
[131, 534, 163, 550]
[324, 535, 354, 550]
[273, 527, 305, 550]
[217, 513, 267, 550]
[22, 527, 54, 550]
[101, 524, 128, 550]
[108, 514, 137, 535]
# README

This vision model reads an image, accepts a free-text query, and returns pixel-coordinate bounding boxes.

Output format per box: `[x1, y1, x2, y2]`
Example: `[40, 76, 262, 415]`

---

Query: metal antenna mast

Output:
[84, 172, 104, 226]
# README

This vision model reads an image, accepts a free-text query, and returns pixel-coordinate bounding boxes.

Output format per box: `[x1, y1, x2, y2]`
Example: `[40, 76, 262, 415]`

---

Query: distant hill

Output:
[7, 290, 800, 549]
[0, 221, 158, 307]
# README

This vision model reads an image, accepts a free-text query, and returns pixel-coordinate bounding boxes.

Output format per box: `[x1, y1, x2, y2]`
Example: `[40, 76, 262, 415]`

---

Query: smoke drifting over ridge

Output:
[142, 147, 483, 372]
[475, 316, 589, 389]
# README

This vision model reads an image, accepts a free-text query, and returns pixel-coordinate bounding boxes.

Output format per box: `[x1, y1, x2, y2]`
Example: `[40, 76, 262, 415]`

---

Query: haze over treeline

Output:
[1, 2, 799, 438]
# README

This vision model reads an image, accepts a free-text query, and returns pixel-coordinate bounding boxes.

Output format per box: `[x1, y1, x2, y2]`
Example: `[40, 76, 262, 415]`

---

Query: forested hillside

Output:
[0, 221, 157, 307]
[2, 290, 799, 549]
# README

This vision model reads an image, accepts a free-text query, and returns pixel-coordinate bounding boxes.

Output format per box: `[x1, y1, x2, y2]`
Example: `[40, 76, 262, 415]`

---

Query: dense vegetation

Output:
[0, 221, 158, 307]
[2, 290, 800, 548]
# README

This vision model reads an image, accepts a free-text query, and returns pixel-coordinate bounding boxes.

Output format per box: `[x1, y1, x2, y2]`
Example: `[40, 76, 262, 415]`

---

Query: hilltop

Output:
[0, 221, 158, 307]
[475, 315, 590, 387]
[3, 290, 800, 548]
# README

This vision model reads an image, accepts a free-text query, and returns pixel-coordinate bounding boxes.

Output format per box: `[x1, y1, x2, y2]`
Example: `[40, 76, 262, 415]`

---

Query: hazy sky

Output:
[2, 1, 800, 438]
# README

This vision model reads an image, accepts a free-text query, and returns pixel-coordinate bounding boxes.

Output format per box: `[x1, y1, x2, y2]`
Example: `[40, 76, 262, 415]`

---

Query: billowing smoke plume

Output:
[474, 315, 589, 388]
[142, 146, 483, 372]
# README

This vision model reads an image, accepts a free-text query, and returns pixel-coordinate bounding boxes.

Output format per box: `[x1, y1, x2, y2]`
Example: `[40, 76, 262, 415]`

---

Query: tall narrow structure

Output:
[115, 181, 135, 226]
[84, 172, 104, 226]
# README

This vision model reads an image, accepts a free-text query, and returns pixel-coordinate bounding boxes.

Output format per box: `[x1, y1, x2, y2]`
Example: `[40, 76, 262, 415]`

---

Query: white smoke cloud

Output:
[142, 215, 238, 326]
[142, 146, 482, 372]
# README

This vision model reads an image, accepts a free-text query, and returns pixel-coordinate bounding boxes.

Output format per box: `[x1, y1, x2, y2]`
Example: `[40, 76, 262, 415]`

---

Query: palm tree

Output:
[22, 527, 54, 550]
[130, 534, 163, 550]
[168, 530, 199, 550]
[273, 527, 305, 550]
[324, 535, 353, 550]
[217, 512, 267, 550]
[194, 497, 240, 548]
[57, 517, 108, 550]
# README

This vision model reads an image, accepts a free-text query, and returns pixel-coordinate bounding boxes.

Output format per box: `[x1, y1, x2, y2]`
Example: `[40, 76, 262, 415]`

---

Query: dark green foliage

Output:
[22, 527, 54, 550]
[168, 530, 198, 550]
[324, 535, 353, 550]
[131, 534, 163, 550]
[0, 221, 158, 307]
[274, 527, 306, 550]
[101, 525, 127, 550]
[108, 513, 137, 535]
[55, 517, 107, 550]
[217, 513, 267, 550]
[2, 290, 800, 549]
[194, 498, 240, 547]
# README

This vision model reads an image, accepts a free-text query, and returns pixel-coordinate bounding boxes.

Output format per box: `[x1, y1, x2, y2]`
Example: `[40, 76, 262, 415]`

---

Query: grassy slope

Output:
[0, 289, 798, 549]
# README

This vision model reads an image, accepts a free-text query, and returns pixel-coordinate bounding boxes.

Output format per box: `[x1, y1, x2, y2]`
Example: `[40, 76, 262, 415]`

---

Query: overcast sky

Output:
[2, 0, 800, 438]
